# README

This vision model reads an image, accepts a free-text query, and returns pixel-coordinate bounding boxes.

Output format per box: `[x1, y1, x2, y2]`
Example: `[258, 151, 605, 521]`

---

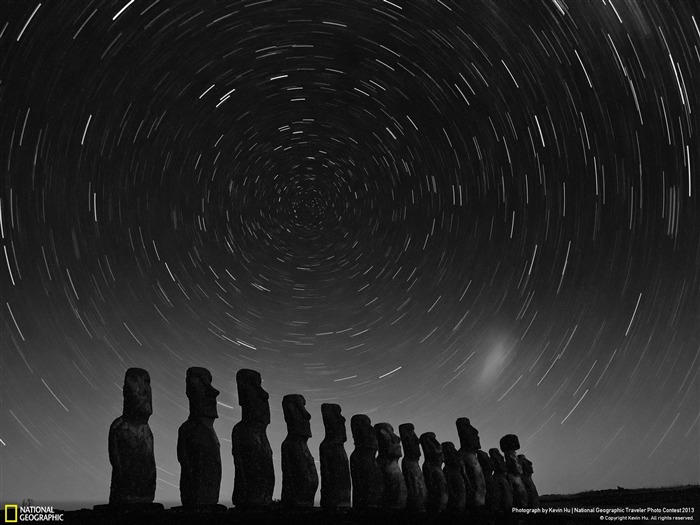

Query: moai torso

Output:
[177, 367, 222, 506]
[500, 434, 528, 508]
[231, 369, 274, 508]
[349, 414, 383, 508]
[281, 394, 318, 507]
[420, 432, 448, 512]
[319, 403, 351, 509]
[477, 449, 500, 513]
[108, 368, 156, 505]
[399, 423, 426, 511]
[442, 442, 467, 511]
[456, 417, 486, 509]
[489, 448, 513, 512]
[518, 454, 540, 508]
[375, 422, 407, 510]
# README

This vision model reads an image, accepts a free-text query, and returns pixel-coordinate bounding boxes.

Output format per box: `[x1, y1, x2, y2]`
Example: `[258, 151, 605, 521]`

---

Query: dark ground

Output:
[51, 486, 699, 524]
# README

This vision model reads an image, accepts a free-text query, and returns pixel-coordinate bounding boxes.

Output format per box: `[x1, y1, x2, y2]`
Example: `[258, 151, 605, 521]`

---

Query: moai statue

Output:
[477, 450, 500, 513]
[456, 418, 486, 509]
[281, 394, 319, 507]
[489, 448, 513, 512]
[350, 414, 383, 508]
[499, 434, 528, 508]
[320, 403, 351, 509]
[442, 442, 467, 511]
[399, 423, 427, 511]
[177, 367, 222, 506]
[420, 433, 448, 512]
[232, 369, 274, 508]
[108, 368, 158, 506]
[375, 423, 407, 510]
[518, 454, 540, 508]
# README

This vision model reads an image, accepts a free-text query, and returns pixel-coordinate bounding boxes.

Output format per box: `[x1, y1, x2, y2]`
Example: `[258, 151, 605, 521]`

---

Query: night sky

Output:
[1, 0, 698, 509]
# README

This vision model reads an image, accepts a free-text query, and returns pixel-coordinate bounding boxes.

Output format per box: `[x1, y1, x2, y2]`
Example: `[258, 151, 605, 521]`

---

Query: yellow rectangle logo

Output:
[4, 504, 18, 523]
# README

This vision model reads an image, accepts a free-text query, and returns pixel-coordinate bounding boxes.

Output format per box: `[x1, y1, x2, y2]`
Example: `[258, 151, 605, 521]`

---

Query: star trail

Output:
[1, 0, 698, 508]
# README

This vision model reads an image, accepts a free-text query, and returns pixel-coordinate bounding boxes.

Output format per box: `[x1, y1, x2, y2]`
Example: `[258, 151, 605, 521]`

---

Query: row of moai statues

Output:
[108, 367, 539, 512]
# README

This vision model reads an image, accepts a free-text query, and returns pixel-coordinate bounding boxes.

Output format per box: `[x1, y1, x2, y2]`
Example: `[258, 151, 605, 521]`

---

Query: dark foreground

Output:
[55, 486, 698, 524]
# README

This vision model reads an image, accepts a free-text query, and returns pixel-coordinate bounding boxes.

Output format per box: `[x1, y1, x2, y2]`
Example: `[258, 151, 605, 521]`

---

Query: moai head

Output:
[398, 423, 421, 460]
[375, 423, 402, 459]
[420, 432, 444, 464]
[499, 434, 520, 453]
[456, 417, 481, 452]
[441, 442, 460, 466]
[122, 368, 152, 422]
[351, 414, 377, 450]
[282, 394, 311, 438]
[321, 403, 347, 444]
[186, 367, 219, 419]
[236, 369, 270, 425]
[477, 450, 494, 475]
[489, 448, 507, 473]
[518, 454, 533, 476]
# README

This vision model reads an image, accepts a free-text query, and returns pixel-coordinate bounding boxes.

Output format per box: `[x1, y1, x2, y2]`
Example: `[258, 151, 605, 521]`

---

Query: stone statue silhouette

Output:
[489, 448, 513, 512]
[518, 454, 540, 508]
[399, 423, 427, 511]
[499, 434, 528, 508]
[477, 449, 500, 512]
[108, 368, 157, 505]
[375, 422, 407, 510]
[420, 432, 448, 512]
[177, 367, 222, 506]
[281, 394, 318, 507]
[456, 417, 486, 509]
[320, 403, 351, 509]
[349, 414, 383, 508]
[442, 441, 467, 511]
[232, 369, 274, 508]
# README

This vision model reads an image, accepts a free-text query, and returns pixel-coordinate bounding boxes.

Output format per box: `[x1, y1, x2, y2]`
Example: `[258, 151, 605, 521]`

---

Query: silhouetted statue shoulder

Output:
[399, 423, 426, 511]
[320, 403, 351, 509]
[281, 394, 318, 507]
[231, 369, 274, 508]
[177, 367, 222, 508]
[108, 368, 158, 507]
[349, 414, 383, 508]
[420, 432, 448, 512]
[375, 422, 407, 510]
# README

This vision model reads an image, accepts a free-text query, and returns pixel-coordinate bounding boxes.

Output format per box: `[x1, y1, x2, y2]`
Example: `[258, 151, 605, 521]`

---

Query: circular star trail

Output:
[1, 0, 698, 507]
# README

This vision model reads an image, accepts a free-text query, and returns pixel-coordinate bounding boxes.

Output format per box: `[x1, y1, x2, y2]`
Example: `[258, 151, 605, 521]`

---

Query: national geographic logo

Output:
[4, 505, 18, 523]
[4, 505, 64, 522]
